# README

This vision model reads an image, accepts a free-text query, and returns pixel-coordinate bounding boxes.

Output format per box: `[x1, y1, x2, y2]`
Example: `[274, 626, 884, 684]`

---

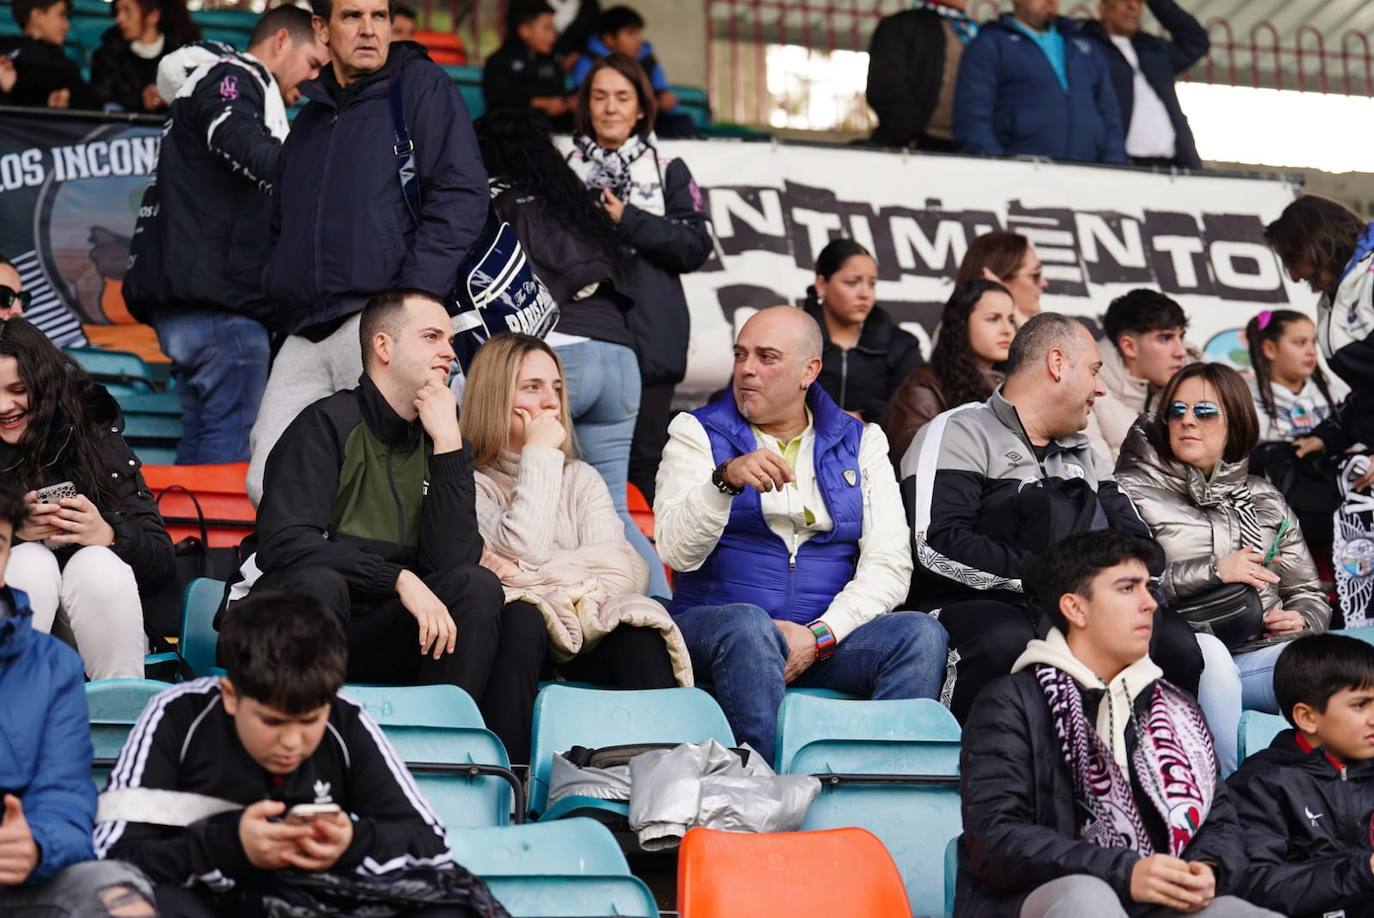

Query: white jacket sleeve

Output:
[653, 413, 735, 572]
[817, 424, 915, 642]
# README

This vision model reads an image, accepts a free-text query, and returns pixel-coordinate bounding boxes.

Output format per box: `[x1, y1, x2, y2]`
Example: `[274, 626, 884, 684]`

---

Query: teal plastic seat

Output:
[670, 84, 711, 128]
[527, 685, 734, 821]
[1335, 626, 1374, 647]
[945, 836, 959, 918]
[64, 347, 157, 395]
[1238, 710, 1287, 763]
[442, 64, 484, 118]
[341, 684, 519, 829]
[180, 577, 226, 678]
[118, 391, 181, 415]
[447, 818, 658, 917]
[775, 694, 962, 918]
[784, 686, 857, 701]
[86, 679, 170, 788]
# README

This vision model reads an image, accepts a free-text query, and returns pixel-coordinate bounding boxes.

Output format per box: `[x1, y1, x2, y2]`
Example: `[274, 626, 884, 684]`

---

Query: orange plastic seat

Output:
[415, 29, 467, 65]
[677, 827, 912, 918]
[626, 482, 672, 589]
[626, 481, 655, 540]
[142, 463, 255, 548]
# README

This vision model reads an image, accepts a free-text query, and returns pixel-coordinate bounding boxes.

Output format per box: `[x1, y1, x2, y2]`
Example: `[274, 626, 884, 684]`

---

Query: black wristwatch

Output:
[712, 460, 744, 496]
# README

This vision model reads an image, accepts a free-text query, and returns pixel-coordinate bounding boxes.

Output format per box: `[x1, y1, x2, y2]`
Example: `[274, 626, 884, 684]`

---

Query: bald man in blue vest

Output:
[653, 305, 948, 765]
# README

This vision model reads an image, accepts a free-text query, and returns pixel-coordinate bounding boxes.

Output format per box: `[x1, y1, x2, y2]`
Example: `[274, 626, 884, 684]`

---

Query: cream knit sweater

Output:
[474, 445, 692, 684]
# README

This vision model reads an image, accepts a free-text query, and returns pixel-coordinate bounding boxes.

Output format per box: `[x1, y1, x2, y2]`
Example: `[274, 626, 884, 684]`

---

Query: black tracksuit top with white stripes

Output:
[94, 678, 451, 891]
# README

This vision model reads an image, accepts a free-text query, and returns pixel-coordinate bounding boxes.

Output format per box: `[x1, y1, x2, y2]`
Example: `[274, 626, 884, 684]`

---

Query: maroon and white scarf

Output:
[1035, 664, 1216, 857]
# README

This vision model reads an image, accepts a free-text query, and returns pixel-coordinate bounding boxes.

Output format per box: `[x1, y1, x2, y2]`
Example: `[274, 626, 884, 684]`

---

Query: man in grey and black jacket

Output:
[899, 313, 1203, 721]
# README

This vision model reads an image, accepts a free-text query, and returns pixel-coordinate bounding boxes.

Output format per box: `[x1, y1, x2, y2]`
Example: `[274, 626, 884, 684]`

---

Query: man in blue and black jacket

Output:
[248, 0, 488, 504]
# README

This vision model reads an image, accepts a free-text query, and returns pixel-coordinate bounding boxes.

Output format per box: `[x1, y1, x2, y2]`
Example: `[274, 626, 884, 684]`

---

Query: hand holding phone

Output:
[282, 803, 352, 872]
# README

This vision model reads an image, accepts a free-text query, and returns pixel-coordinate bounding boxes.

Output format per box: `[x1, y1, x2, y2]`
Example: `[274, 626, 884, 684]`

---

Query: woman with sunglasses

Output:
[0, 259, 30, 321]
[1115, 362, 1329, 773]
[954, 230, 1047, 326]
[0, 318, 174, 679]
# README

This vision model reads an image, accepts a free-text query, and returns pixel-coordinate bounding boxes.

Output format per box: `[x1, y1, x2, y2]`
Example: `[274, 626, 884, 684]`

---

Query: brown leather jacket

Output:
[882, 364, 1004, 468]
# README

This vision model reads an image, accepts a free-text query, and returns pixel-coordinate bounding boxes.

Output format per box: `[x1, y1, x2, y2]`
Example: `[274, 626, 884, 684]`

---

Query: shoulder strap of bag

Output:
[389, 67, 421, 224]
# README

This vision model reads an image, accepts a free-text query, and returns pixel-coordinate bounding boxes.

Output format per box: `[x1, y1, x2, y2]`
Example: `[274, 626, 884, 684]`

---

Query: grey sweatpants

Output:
[246, 314, 364, 506]
[0, 860, 157, 916]
[1020, 875, 1283, 918]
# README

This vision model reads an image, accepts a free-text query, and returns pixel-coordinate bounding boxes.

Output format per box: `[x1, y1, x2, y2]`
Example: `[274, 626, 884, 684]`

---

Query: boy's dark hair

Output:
[391, 3, 417, 19]
[507, 0, 555, 32]
[599, 5, 644, 37]
[249, 4, 315, 48]
[1028, 531, 1164, 632]
[1102, 288, 1189, 354]
[0, 476, 26, 533]
[1274, 634, 1374, 727]
[218, 592, 347, 714]
[12, 0, 68, 30]
[358, 288, 441, 369]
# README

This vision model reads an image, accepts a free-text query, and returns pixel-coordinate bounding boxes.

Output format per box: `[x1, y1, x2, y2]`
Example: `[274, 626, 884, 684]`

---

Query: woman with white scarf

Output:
[567, 52, 713, 512]
[1115, 362, 1330, 774]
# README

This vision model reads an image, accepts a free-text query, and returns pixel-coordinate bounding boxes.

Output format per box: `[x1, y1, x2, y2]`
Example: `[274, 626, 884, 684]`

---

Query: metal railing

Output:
[704, 0, 1374, 129]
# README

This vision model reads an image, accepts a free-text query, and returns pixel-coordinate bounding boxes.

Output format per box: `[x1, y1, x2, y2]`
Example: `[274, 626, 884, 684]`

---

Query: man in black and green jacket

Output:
[244, 290, 543, 750]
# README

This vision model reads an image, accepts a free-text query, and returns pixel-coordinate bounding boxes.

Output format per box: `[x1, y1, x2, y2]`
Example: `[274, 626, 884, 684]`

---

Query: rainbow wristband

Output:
[808, 620, 837, 662]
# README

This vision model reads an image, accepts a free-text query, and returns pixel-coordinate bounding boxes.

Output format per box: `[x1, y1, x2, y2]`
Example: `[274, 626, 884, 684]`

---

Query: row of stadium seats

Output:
[126, 575, 962, 918]
[144, 572, 1374, 917]
[87, 674, 937, 916]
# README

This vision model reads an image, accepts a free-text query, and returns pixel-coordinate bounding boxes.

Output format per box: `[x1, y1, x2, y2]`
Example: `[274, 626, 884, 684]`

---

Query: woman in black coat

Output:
[0, 318, 173, 678]
[567, 52, 713, 504]
[802, 238, 924, 424]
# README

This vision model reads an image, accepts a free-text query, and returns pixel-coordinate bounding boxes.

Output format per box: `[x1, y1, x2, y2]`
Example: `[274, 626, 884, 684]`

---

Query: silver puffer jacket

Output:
[1115, 424, 1330, 634]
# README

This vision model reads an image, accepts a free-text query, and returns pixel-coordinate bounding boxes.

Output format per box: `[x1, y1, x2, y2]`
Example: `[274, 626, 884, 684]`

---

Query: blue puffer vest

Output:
[669, 384, 865, 623]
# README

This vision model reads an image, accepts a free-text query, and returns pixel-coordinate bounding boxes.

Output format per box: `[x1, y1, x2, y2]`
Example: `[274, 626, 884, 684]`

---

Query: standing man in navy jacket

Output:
[1079, 0, 1208, 169]
[954, 0, 1126, 164]
[248, 0, 488, 504]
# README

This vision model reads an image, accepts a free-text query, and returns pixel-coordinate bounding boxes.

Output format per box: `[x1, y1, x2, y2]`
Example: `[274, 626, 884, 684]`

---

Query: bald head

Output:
[732, 306, 823, 429]
[740, 305, 823, 360]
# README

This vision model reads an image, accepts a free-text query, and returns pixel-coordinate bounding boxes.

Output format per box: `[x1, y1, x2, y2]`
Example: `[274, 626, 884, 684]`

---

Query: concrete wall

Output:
[633, 0, 708, 89]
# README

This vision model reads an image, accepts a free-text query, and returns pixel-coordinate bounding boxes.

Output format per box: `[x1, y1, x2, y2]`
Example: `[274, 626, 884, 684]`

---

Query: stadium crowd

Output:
[4, 0, 1374, 915]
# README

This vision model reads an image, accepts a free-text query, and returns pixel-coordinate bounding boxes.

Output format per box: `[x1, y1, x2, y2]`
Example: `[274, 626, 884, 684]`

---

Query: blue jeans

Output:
[1196, 634, 1289, 775]
[673, 603, 949, 765]
[556, 340, 671, 598]
[153, 310, 270, 464]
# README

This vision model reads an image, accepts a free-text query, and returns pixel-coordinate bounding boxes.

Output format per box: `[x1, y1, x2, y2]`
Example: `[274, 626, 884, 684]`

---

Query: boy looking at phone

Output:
[95, 591, 505, 916]
[0, 479, 158, 915]
[1227, 633, 1374, 918]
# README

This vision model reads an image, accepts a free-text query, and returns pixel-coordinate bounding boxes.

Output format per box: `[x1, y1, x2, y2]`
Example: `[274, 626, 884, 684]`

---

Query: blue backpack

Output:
[389, 69, 558, 370]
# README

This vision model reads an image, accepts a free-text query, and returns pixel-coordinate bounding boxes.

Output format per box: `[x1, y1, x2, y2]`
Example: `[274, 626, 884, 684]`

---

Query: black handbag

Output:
[1172, 583, 1265, 651]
